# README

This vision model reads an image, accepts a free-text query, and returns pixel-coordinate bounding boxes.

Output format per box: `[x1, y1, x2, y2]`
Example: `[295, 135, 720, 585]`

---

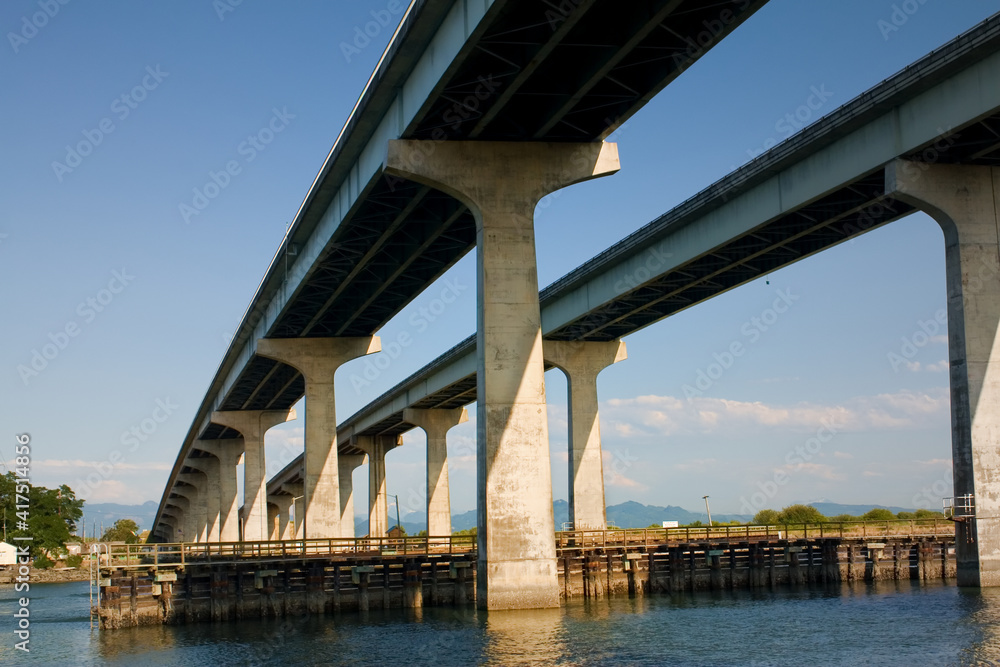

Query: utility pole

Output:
[703, 495, 713, 527]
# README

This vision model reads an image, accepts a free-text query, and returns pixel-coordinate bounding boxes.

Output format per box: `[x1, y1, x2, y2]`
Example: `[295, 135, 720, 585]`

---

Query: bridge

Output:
[151, 2, 1000, 610]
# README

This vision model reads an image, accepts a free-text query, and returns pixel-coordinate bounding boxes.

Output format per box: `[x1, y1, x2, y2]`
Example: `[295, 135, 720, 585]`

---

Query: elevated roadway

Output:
[264, 13, 1000, 497]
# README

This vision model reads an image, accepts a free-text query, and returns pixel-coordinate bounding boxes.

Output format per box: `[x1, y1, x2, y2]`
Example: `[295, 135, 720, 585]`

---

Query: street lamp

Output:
[703, 495, 713, 527]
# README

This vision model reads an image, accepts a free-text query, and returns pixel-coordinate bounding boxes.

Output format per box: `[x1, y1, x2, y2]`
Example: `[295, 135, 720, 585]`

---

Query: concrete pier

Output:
[210, 409, 297, 542]
[339, 453, 366, 539]
[544, 340, 627, 531]
[887, 160, 1000, 586]
[185, 457, 221, 542]
[356, 435, 399, 537]
[256, 337, 381, 539]
[386, 140, 620, 610]
[193, 440, 244, 542]
[176, 473, 209, 542]
[404, 407, 468, 537]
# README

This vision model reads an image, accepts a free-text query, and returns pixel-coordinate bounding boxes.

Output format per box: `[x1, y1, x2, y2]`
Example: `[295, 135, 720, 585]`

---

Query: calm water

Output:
[2, 580, 1000, 665]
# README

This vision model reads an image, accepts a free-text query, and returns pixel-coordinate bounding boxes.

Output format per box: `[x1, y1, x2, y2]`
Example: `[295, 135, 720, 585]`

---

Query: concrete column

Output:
[270, 494, 294, 540]
[185, 457, 222, 542]
[386, 139, 620, 610]
[887, 160, 1000, 586]
[211, 408, 296, 542]
[162, 509, 183, 542]
[282, 483, 304, 539]
[168, 497, 190, 542]
[403, 407, 469, 537]
[266, 500, 280, 541]
[175, 476, 207, 543]
[193, 439, 244, 543]
[544, 340, 627, 531]
[356, 435, 400, 538]
[339, 454, 367, 539]
[256, 337, 381, 539]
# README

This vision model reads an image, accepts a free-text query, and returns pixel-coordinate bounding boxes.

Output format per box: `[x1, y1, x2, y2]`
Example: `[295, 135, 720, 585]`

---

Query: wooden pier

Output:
[92, 521, 957, 629]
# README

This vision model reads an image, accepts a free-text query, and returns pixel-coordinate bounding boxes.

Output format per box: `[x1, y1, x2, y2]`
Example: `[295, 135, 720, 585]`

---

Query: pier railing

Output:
[94, 520, 953, 569]
[97, 534, 477, 570]
[554, 519, 954, 551]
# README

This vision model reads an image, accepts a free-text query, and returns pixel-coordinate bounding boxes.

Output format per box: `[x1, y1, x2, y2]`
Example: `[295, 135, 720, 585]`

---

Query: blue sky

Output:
[1, 0, 995, 524]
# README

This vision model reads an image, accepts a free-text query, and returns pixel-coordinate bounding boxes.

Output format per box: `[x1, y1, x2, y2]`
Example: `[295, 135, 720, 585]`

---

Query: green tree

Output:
[1, 473, 84, 558]
[915, 509, 944, 519]
[777, 504, 825, 524]
[830, 514, 861, 522]
[752, 509, 780, 525]
[863, 508, 895, 521]
[101, 519, 140, 543]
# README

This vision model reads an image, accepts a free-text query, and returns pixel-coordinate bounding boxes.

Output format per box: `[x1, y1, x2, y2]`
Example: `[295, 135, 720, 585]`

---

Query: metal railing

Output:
[94, 534, 477, 570]
[554, 519, 954, 551]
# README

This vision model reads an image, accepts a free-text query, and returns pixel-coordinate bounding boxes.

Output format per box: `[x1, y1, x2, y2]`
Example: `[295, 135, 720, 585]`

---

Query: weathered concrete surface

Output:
[282, 482, 304, 539]
[268, 494, 293, 540]
[210, 409, 297, 542]
[165, 497, 189, 542]
[404, 407, 468, 536]
[887, 159, 1000, 586]
[386, 140, 620, 610]
[184, 456, 221, 542]
[176, 473, 209, 542]
[193, 439, 244, 542]
[356, 435, 399, 537]
[544, 340, 626, 531]
[339, 453, 366, 539]
[256, 337, 381, 539]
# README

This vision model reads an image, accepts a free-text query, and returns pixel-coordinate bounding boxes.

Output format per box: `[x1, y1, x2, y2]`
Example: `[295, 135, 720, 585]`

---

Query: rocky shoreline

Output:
[0, 567, 90, 585]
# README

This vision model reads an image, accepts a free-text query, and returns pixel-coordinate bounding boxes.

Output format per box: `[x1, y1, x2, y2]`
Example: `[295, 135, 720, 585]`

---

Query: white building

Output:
[0, 542, 18, 566]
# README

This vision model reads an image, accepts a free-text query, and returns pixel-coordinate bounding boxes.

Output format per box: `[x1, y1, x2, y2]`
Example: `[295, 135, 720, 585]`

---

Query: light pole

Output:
[703, 495, 713, 527]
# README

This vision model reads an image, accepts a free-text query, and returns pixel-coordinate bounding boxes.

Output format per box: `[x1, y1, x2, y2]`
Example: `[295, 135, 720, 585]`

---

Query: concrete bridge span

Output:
[153, 6, 1000, 606]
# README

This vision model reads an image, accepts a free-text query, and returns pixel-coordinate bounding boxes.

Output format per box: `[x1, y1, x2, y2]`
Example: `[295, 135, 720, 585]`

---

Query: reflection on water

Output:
[7, 579, 1000, 665]
[483, 607, 566, 666]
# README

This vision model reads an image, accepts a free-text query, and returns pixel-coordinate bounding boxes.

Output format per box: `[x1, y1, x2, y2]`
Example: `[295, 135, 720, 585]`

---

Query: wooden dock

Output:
[92, 521, 957, 629]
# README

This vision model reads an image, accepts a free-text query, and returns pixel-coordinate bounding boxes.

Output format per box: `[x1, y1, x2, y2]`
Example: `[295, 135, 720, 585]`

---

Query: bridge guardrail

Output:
[554, 519, 954, 551]
[96, 534, 477, 570]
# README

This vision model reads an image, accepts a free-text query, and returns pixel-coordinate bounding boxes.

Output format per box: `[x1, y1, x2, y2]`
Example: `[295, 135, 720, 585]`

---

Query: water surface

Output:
[2, 580, 998, 665]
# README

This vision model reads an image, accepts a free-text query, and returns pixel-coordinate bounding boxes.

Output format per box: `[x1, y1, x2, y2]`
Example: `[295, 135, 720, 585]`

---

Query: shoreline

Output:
[0, 567, 90, 585]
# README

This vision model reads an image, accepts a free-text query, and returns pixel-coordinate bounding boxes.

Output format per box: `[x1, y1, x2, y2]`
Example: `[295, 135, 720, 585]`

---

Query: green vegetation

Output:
[749, 504, 947, 525]
[65, 554, 84, 568]
[453, 527, 477, 537]
[100, 519, 140, 544]
[0, 472, 84, 559]
[33, 553, 55, 569]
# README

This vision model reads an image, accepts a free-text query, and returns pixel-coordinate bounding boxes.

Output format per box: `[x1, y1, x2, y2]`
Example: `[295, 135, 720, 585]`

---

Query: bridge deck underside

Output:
[312, 109, 1000, 448]
[200, 0, 767, 441]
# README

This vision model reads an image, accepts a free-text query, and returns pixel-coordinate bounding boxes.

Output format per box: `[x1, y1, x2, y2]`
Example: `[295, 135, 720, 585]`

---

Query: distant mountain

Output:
[79, 501, 159, 538]
[355, 499, 752, 535]
[809, 502, 916, 517]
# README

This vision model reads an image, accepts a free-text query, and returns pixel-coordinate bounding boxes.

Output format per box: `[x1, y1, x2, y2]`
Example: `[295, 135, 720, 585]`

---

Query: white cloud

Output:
[602, 388, 947, 438]
[833, 451, 853, 459]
